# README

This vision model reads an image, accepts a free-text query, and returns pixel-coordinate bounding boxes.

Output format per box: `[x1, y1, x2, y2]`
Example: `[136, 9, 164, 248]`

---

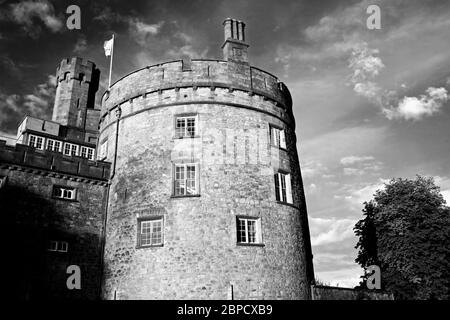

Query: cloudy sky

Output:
[1, 0, 449, 287]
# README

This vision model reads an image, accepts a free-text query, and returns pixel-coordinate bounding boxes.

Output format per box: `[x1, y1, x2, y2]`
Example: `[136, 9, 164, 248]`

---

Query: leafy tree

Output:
[354, 175, 450, 299]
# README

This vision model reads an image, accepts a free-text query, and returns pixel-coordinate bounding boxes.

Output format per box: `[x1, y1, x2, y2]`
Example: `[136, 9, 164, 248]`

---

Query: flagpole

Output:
[108, 34, 114, 90]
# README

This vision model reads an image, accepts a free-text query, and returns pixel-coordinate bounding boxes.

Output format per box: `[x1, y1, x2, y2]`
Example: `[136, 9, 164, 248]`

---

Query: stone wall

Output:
[0, 141, 110, 300]
[311, 285, 394, 300]
[100, 61, 313, 299]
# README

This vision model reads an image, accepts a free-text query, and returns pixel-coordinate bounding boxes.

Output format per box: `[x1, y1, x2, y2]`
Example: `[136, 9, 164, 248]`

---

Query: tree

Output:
[354, 175, 450, 299]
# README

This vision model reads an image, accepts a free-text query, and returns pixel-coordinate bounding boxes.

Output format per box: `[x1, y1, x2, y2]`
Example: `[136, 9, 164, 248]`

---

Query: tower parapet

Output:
[52, 57, 100, 130]
[100, 60, 294, 129]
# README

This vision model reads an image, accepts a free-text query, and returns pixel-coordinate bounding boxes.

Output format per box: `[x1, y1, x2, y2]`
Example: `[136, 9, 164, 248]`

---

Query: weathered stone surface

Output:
[100, 60, 313, 299]
[0, 165, 108, 300]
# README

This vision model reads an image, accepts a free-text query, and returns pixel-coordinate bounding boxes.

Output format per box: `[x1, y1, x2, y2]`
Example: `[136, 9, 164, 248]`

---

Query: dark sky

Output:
[1, 0, 449, 287]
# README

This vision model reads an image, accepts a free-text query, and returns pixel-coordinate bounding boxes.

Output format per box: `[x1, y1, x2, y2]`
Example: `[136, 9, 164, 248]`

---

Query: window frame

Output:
[63, 142, 79, 156]
[269, 124, 287, 150]
[98, 139, 108, 160]
[52, 185, 77, 201]
[137, 216, 164, 248]
[80, 146, 95, 160]
[47, 240, 69, 253]
[46, 138, 62, 152]
[236, 216, 263, 246]
[172, 163, 200, 197]
[174, 114, 199, 138]
[28, 134, 45, 150]
[274, 172, 293, 204]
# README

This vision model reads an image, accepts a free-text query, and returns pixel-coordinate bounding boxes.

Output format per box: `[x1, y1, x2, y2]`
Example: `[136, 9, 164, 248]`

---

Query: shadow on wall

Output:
[1, 184, 102, 300]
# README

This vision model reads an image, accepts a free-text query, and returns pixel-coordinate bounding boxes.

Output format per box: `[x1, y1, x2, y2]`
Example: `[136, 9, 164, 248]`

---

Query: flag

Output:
[104, 37, 114, 57]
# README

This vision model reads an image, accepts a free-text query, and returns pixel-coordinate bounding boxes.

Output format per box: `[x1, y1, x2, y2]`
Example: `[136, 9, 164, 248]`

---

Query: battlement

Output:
[55, 57, 97, 84]
[100, 59, 293, 118]
[0, 140, 110, 182]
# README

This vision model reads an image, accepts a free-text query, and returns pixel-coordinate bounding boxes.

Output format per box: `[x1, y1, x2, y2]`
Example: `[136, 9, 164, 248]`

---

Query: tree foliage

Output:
[354, 175, 450, 299]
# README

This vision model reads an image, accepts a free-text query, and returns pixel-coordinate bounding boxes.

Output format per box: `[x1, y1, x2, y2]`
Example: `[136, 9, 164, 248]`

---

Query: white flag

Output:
[104, 37, 113, 57]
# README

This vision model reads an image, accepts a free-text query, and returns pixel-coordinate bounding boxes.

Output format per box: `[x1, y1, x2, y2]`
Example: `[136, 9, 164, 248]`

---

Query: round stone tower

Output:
[99, 19, 314, 300]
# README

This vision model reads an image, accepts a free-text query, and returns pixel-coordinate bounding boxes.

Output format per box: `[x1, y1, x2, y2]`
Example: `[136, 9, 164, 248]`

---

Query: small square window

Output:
[138, 218, 163, 247]
[236, 217, 262, 245]
[47, 240, 68, 253]
[175, 115, 197, 138]
[53, 186, 76, 200]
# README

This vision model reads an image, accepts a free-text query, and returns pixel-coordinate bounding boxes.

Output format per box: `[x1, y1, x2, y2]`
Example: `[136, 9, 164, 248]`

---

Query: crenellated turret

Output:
[52, 57, 100, 130]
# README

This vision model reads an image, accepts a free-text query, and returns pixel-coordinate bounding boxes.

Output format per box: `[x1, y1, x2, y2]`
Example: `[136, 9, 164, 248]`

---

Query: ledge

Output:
[136, 244, 164, 249]
[276, 201, 300, 210]
[170, 194, 201, 199]
[236, 243, 265, 247]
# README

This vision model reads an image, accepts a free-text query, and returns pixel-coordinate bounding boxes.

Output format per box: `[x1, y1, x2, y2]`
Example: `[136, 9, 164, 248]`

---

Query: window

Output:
[80, 146, 95, 160]
[63, 142, 78, 156]
[274, 172, 293, 204]
[173, 163, 199, 196]
[46, 139, 62, 152]
[0, 176, 6, 189]
[99, 139, 108, 159]
[28, 134, 44, 150]
[270, 126, 286, 149]
[237, 217, 262, 244]
[138, 218, 163, 247]
[175, 115, 197, 138]
[47, 240, 68, 252]
[53, 186, 76, 200]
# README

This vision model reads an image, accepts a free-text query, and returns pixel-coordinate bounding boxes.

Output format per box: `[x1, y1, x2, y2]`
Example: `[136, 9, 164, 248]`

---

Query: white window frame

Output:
[270, 126, 286, 149]
[274, 172, 293, 204]
[53, 186, 76, 200]
[175, 115, 198, 138]
[173, 163, 199, 196]
[47, 240, 68, 253]
[46, 138, 62, 152]
[63, 142, 79, 156]
[28, 134, 45, 150]
[0, 176, 6, 189]
[80, 146, 95, 160]
[98, 139, 108, 160]
[139, 218, 163, 247]
[237, 217, 262, 244]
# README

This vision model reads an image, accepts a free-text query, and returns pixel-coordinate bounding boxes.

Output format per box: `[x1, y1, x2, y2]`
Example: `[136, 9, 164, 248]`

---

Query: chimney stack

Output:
[222, 18, 249, 64]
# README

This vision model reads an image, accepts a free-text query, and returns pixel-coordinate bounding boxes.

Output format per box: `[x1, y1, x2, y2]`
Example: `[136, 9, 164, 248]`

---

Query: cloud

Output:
[383, 87, 449, 121]
[340, 155, 375, 165]
[310, 217, 357, 246]
[346, 42, 448, 122]
[0, 56, 22, 79]
[433, 176, 450, 205]
[0, 75, 55, 132]
[347, 42, 384, 100]
[73, 36, 88, 54]
[8, 0, 63, 37]
[342, 178, 388, 207]
[301, 159, 329, 179]
[0, 130, 16, 145]
[128, 18, 164, 46]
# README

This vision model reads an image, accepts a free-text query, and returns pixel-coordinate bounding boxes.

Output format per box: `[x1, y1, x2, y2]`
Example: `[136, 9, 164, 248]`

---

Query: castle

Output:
[0, 19, 314, 300]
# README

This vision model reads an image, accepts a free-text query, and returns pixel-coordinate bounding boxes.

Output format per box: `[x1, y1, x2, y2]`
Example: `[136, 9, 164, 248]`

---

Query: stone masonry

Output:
[99, 19, 314, 300]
